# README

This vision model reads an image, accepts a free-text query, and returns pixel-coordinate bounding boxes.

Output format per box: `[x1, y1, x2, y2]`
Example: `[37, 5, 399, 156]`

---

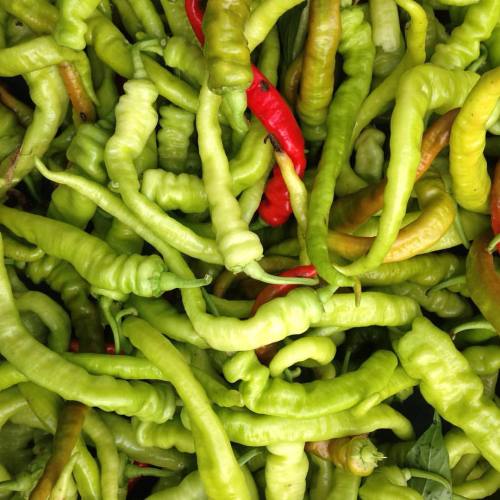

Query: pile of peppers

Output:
[0, 0, 499, 498]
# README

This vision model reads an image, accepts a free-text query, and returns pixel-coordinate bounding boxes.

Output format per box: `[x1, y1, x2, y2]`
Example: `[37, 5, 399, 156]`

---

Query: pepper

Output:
[54, 0, 100, 50]
[217, 403, 414, 446]
[185, 0, 307, 227]
[307, 435, 384, 477]
[352, 0, 427, 142]
[462, 346, 500, 376]
[0, 65, 68, 196]
[0, 205, 207, 298]
[251, 264, 317, 314]
[0, 84, 33, 127]
[453, 468, 500, 498]
[395, 316, 500, 471]
[0, 235, 176, 423]
[156, 105, 196, 174]
[161, 0, 198, 44]
[122, 316, 252, 500]
[132, 418, 195, 453]
[309, 455, 334, 500]
[465, 231, 500, 333]
[296, 0, 341, 137]
[265, 442, 308, 500]
[29, 401, 88, 500]
[327, 466, 361, 500]
[335, 65, 479, 276]
[331, 173, 455, 267]
[450, 67, 500, 213]
[223, 349, 398, 418]
[14, 291, 71, 353]
[128, 0, 166, 39]
[373, 281, 472, 318]
[359, 466, 423, 500]
[430, 0, 500, 70]
[0, 0, 58, 34]
[104, 51, 224, 264]
[332, 109, 459, 233]
[306, 6, 374, 286]
[197, 78, 316, 285]
[99, 412, 193, 471]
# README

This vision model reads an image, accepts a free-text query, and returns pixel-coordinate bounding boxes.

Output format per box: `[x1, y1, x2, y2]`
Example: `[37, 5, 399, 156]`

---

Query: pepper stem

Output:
[405, 468, 452, 491]
[244, 261, 319, 286]
[159, 272, 212, 291]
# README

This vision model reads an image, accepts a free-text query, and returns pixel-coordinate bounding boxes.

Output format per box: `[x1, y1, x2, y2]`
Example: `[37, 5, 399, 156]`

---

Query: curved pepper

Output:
[0, 205, 205, 298]
[396, 316, 500, 471]
[450, 67, 500, 213]
[0, 235, 175, 423]
[122, 317, 252, 500]
[0, 65, 68, 196]
[306, 6, 374, 286]
[217, 404, 414, 446]
[185, 0, 307, 227]
[296, 0, 341, 135]
[466, 231, 500, 333]
[328, 175, 456, 263]
[336, 65, 479, 276]
[430, 0, 500, 70]
[223, 350, 398, 418]
[332, 108, 459, 233]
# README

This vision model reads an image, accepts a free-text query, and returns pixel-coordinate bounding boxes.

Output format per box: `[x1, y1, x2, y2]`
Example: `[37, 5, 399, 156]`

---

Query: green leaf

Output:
[405, 412, 452, 500]
[277, 1, 308, 69]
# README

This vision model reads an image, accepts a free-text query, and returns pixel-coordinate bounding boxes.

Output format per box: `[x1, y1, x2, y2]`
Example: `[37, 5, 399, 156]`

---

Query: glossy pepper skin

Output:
[332, 108, 459, 233]
[185, 0, 307, 227]
[296, 0, 341, 136]
[0, 205, 181, 298]
[336, 65, 479, 276]
[430, 0, 500, 70]
[223, 350, 398, 418]
[0, 66, 68, 196]
[54, 0, 100, 50]
[217, 403, 414, 446]
[466, 231, 500, 333]
[450, 67, 500, 213]
[0, 234, 175, 423]
[203, 0, 252, 94]
[306, 6, 374, 286]
[396, 316, 500, 471]
[122, 317, 252, 500]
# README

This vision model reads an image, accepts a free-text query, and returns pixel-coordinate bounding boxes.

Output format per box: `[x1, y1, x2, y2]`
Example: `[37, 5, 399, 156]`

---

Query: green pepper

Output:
[450, 67, 500, 213]
[0, 65, 68, 196]
[337, 65, 479, 276]
[122, 316, 252, 500]
[54, 0, 101, 50]
[217, 403, 414, 446]
[430, 0, 500, 70]
[396, 316, 500, 471]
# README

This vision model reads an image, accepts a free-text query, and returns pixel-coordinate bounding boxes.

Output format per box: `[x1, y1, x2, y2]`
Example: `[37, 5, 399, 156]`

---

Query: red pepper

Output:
[491, 160, 500, 253]
[251, 265, 317, 363]
[184, 0, 307, 226]
[185, 0, 205, 44]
